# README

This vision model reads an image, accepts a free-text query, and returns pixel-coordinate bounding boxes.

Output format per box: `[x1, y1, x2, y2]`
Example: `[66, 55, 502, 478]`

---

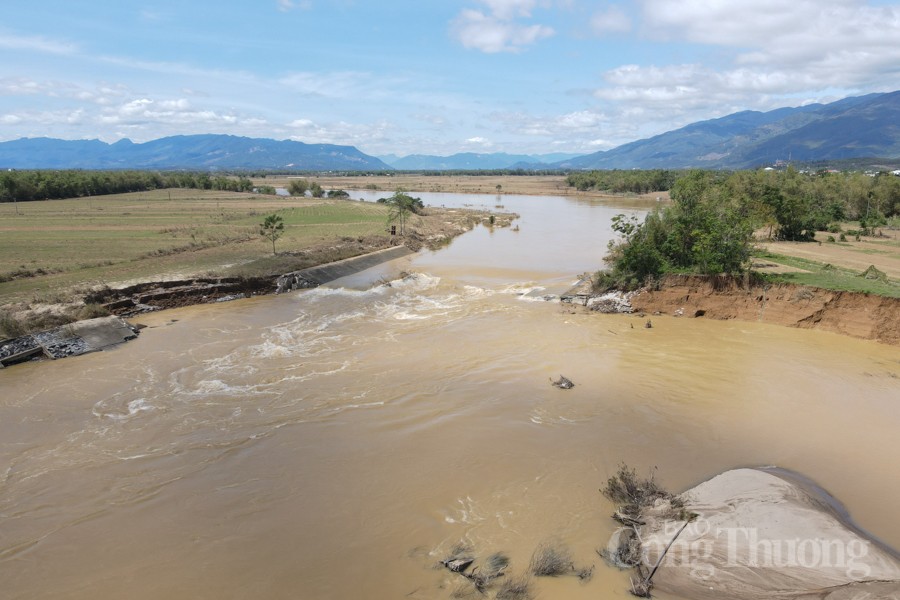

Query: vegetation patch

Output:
[529, 542, 574, 577]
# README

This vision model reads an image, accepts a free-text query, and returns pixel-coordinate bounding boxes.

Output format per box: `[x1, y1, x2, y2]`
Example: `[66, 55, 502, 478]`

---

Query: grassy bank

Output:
[0, 189, 391, 304]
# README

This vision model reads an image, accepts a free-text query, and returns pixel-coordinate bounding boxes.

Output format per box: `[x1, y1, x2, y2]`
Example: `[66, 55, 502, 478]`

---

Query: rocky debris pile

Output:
[587, 291, 636, 313]
[275, 273, 318, 294]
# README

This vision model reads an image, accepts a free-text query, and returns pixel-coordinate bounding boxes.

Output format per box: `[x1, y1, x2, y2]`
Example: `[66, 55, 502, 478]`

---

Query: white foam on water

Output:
[280, 362, 350, 383]
[92, 396, 156, 421]
[188, 379, 268, 398]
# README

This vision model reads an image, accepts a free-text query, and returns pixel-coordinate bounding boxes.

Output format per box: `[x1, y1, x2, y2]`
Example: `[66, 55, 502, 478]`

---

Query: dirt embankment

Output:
[630, 274, 900, 345]
[1, 206, 518, 336]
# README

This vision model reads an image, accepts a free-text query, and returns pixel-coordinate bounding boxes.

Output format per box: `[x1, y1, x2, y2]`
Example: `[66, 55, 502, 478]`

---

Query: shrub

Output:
[496, 575, 532, 600]
[530, 542, 574, 577]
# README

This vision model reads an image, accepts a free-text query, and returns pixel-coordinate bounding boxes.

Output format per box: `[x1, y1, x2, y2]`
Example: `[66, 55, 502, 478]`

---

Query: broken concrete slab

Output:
[0, 316, 139, 368]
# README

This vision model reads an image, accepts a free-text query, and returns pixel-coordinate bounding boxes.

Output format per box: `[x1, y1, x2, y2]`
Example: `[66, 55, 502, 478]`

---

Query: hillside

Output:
[0, 134, 392, 171]
[559, 91, 900, 170]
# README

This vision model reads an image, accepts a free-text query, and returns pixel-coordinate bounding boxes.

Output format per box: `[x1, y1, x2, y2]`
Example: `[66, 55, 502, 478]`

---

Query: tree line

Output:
[600, 168, 900, 289]
[0, 170, 257, 203]
[566, 169, 678, 194]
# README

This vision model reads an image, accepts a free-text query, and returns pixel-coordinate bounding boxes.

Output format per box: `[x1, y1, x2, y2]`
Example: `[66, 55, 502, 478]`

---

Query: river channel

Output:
[1, 191, 898, 599]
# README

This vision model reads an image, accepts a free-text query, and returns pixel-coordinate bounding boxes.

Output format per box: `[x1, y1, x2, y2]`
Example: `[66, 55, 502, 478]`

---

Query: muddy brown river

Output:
[2, 193, 899, 599]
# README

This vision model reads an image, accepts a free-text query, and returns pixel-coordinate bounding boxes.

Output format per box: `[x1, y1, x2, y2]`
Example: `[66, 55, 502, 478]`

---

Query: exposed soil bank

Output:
[629, 274, 900, 345]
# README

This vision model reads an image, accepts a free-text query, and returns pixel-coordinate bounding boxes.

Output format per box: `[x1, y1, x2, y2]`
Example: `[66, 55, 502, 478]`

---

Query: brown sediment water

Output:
[1, 192, 898, 600]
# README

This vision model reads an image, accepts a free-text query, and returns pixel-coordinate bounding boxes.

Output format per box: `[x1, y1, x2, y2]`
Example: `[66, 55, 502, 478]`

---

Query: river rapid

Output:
[1, 192, 898, 600]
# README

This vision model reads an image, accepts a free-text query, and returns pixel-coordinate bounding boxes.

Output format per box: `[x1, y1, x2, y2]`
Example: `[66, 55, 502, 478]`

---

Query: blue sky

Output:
[2, 0, 900, 157]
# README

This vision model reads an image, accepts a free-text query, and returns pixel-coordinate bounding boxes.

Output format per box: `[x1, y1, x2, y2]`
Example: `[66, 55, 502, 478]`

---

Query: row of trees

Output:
[601, 168, 900, 288]
[287, 178, 325, 197]
[566, 169, 678, 194]
[0, 170, 257, 203]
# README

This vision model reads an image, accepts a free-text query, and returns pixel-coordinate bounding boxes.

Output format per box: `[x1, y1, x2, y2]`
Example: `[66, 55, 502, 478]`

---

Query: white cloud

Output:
[466, 136, 492, 145]
[590, 6, 631, 35]
[286, 117, 393, 148]
[451, 1, 554, 53]
[573, 0, 900, 145]
[635, 0, 900, 85]
[478, 0, 537, 20]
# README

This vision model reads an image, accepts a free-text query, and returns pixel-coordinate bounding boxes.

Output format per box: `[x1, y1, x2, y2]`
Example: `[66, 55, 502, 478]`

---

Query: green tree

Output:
[384, 190, 420, 235]
[310, 182, 325, 198]
[287, 179, 309, 196]
[259, 213, 285, 255]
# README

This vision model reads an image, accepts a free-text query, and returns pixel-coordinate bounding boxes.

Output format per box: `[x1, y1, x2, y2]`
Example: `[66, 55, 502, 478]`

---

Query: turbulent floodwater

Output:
[1, 193, 899, 600]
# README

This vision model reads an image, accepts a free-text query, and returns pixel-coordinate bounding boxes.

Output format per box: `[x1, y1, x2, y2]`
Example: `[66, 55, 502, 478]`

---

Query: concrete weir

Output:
[276, 246, 413, 293]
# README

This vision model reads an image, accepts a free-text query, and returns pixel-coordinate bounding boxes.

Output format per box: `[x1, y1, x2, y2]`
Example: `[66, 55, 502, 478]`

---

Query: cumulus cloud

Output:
[451, 1, 554, 53]
[634, 0, 900, 87]
[286, 117, 393, 148]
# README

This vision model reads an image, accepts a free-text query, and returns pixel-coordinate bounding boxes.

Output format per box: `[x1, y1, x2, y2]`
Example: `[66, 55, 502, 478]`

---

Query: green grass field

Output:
[0, 189, 392, 304]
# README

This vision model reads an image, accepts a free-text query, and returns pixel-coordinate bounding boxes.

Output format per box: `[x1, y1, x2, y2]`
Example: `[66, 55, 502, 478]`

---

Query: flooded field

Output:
[2, 192, 898, 599]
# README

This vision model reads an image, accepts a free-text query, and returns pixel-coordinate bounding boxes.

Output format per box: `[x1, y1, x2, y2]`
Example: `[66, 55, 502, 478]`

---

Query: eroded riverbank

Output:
[632, 274, 900, 345]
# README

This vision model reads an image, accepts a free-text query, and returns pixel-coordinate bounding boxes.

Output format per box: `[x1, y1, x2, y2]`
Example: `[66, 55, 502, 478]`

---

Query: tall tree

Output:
[259, 214, 285, 255]
[384, 190, 422, 235]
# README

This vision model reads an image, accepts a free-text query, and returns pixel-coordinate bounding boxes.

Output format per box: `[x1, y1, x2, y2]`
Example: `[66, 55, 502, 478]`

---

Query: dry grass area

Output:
[759, 228, 900, 279]
[256, 174, 671, 201]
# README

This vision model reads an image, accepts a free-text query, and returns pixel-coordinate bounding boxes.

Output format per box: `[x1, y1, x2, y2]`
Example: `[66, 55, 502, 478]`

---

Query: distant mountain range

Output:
[0, 134, 392, 170]
[2, 92, 898, 171]
[556, 91, 900, 170]
[379, 152, 582, 170]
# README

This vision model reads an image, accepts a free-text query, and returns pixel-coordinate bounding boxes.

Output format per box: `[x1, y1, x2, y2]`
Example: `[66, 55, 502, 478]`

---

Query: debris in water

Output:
[551, 375, 575, 389]
[442, 558, 474, 573]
